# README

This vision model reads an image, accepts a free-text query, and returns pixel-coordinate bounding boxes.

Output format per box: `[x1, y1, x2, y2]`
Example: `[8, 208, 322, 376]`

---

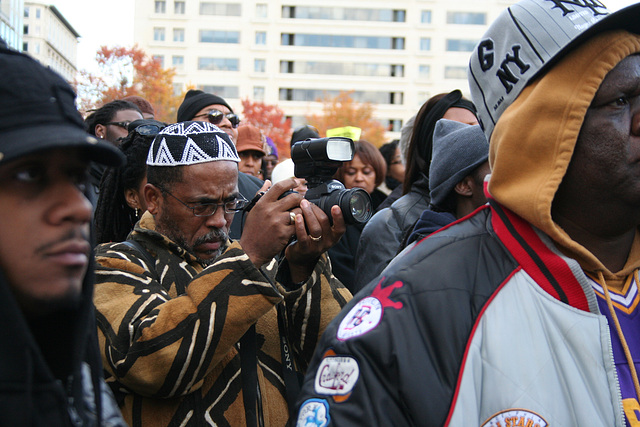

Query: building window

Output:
[254, 59, 266, 72]
[199, 30, 240, 44]
[280, 33, 403, 50]
[391, 64, 404, 77]
[22, 42, 28, 52]
[389, 92, 403, 105]
[444, 66, 467, 80]
[200, 2, 241, 16]
[24, 7, 29, 18]
[173, 83, 183, 95]
[256, 3, 267, 18]
[386, 119, 403, 132]
[421, 10, 432, 23]
[254, 86, 265, 101]
[155, 0, 166, 13]
[447, 12, 486, 25]
[173, 28, 185, 42]
[197, 57, 239, 71]
[393, 10, 405, 22]
[418, 65, 431, 78]
[23, 25, 28, 35]
[154, 28, 166, 41]
[153, 55, 165, 67]
[172, 55, 184, 68]
[35, 8, 40, 18]
[255, 31, 266, 45]
[446, 39, 476, 52]
[279, 88, 403, 104]
[420, 38, 431, 51]
[174, 1, 185, 14]
[281, 6, 407, 22]
[199, 85, 239, 99]
[279, 60, 405, 77]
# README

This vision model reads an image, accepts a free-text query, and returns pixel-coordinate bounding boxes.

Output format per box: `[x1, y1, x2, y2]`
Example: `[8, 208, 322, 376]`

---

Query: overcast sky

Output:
[49, 0, 638, 72]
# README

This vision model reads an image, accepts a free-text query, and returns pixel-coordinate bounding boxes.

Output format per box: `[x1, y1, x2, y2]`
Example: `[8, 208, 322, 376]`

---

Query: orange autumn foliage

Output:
[241, 98, 292, 158]
[74, 45, 183, 123]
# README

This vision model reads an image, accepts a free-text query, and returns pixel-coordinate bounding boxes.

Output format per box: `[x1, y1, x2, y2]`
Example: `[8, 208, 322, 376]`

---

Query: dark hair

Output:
[94, 132, 153, 243]
[378, 140, 399, 169]
[403, 93, 448, 194]
[84, 100, 142, 136]
[146, 165, 184, 190]
[333, 140, 386, 188]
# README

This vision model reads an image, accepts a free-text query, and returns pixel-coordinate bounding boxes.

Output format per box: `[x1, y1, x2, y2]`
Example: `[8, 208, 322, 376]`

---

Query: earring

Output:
[135, 208, 139, 218]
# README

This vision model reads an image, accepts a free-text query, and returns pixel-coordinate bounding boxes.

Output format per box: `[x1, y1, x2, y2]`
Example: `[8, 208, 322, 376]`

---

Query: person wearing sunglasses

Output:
[177, 89, 264, 240]
[85, 99, 144, 146]
[83, 100, 144, 207]
[93, 121, 350, 426]
[177, 89, 241, 143]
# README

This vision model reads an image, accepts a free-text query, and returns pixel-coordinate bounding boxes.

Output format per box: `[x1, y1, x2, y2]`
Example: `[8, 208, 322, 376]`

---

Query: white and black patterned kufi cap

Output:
[146, 121, 240, 166]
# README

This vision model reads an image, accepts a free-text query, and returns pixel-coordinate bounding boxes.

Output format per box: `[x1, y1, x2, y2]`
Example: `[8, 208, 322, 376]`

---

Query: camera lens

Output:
[305, 180, 373, 225]
[346, 189, 372, 223]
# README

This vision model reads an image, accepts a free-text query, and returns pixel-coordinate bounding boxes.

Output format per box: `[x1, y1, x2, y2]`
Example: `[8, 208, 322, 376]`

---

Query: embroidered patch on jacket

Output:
[297, 398, 330, 427]
[314, 349, 359, 402]
[481, 409, 548, 427]
[337, 279, 404, 340]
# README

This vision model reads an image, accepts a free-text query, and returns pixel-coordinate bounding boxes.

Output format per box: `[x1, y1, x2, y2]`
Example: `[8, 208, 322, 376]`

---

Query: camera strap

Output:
[239, 324, 260, 427]
[276, 303, 303, 423]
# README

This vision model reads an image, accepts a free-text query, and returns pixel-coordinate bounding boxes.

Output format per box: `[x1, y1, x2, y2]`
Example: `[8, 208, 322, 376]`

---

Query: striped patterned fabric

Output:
[94, 213, 351, 426]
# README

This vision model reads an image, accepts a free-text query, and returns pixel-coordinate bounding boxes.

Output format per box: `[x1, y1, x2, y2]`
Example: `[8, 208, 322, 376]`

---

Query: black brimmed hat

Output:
[0, 46, 125, 166]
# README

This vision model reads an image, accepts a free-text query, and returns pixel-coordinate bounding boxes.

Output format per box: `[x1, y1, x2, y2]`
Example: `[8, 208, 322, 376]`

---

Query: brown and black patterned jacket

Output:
[94, 212, 351, 426]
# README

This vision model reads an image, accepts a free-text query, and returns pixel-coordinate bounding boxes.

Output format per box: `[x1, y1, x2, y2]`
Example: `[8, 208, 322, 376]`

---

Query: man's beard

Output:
[157, 218, 228, 265]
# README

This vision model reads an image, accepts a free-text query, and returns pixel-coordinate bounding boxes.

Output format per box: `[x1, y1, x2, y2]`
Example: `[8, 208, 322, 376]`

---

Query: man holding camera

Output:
[93, 122, 351, 426]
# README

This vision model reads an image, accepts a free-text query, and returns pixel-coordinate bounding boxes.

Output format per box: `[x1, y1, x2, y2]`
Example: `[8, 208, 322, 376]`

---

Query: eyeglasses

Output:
[192, 110, 241, 128]
[157, 185, 249, 217]
[104, 121, 131, 130]
[131, 124, 165, 136]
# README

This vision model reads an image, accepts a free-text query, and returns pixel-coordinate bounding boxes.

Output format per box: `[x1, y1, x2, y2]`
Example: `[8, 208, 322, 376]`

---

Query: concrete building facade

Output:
[134, 0, 517, 138]
[23, 2, 79, 82]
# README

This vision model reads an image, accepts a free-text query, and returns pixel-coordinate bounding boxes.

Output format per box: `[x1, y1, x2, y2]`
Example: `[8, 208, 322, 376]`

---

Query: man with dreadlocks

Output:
[84, 100, 144, 206]
[94, 119, 167, 244]
[93, 121, 351, 426]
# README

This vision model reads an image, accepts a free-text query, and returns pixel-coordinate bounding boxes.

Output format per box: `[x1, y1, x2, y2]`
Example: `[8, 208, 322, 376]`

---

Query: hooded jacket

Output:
[294, 30, 640, 427]
[0, 257, 126, 426]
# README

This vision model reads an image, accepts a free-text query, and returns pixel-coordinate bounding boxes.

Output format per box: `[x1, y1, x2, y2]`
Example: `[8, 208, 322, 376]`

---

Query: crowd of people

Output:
[2, 0, 640, 426]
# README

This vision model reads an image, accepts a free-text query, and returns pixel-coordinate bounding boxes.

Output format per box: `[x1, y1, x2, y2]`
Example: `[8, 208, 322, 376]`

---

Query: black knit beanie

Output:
[176, 89, 234, 122]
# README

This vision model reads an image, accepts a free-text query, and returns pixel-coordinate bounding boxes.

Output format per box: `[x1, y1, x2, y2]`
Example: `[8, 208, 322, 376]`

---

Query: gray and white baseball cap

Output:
[469, 0, 640, 141]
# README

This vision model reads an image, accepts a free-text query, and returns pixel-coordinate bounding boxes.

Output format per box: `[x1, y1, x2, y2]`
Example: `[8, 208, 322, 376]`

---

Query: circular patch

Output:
[296, 398, 330, 427]
[482, 409, 547, 427]
[337, 297, 382, 340]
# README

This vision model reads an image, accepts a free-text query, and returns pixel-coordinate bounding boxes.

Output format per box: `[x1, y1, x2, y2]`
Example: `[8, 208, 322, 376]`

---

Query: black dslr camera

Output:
[291, 137, 373, 225]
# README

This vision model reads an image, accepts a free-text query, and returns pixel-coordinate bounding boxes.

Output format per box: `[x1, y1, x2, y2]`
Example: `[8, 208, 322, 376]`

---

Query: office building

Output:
[23, 2, 79, 82]
[134, 0, 517, 138]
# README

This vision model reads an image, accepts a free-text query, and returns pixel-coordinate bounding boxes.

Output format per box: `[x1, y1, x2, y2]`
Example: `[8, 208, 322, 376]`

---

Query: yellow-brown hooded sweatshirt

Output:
[490, 30, 640, 287]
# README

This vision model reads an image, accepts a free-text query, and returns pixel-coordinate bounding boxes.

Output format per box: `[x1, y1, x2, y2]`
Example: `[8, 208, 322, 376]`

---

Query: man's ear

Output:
[454, 176, 474, 197]
[95, 124, 106, 140]
[144, 183, 162, 215]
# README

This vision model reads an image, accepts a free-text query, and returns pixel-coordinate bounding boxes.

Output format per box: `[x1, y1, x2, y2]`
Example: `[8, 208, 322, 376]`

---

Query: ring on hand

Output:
[289, 211, 296, 225]
[309, 234, 322, 242]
